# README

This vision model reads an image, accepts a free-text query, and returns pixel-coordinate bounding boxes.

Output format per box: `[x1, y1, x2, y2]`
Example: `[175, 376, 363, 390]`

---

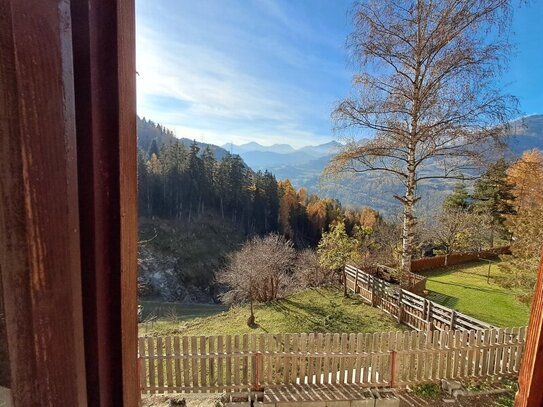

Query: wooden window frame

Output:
[0, 0, 138, 405]
[0, 1, 542, 406]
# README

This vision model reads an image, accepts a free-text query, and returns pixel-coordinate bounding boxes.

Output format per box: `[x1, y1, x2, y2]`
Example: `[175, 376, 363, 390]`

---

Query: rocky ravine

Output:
[138, 245, 215, 304]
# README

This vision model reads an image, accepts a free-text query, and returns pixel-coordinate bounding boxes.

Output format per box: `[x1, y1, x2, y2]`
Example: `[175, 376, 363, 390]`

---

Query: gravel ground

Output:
[142, 393, 224, 407]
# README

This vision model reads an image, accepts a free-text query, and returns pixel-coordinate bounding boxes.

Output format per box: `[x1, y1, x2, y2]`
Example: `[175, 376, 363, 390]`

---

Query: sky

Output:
[136, 1, 543, 149]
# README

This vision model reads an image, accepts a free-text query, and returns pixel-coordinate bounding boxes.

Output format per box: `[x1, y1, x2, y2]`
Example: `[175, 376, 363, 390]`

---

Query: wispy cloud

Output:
[136, 0, 352, 147]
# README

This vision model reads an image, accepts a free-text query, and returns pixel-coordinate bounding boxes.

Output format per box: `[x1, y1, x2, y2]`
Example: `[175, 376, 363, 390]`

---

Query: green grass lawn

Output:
[139, 287, 405, 337]
[424, 261, 530, 327]
[139, 301, 228, 321]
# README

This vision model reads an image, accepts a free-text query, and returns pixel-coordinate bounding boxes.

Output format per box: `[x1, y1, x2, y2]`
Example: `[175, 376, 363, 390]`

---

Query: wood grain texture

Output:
[0, 0, 87, 404]
[516, 251, 543, 407]
[70, 0, 138, 405]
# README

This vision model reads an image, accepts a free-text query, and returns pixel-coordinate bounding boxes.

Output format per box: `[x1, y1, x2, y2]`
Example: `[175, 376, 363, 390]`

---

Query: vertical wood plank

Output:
[264, 335, 272, 385]
[139, 338, 147, 392]
[70, 0, 139, 403]
[306, 333, 314, 385]
[274, 334, 282, 385]
[233, 335, 240, 386]
[191, 337, 198, 390]
[282, 334, 290, 384]
[225, 335, 232, 387]
[466, 330, 475, 377]
[173, 336, 181, 389]
[156, 337, 164, 393]
[516, 252, 543, 407]
[323, 334, 331, 384]
[299, 333, 307, 384]
[242, 334, 248, 385]
[182, 336, 190, 389]
[199, 336, 207, 389]
[514, 327, 526, 372]
[209, 336, 216, 387]
[217, 335, 224, 388]
[148, 338, 156, 393]
[0, 2, 93, 403]
[165, 337, 173, 392]
[347, 333, 356, 384]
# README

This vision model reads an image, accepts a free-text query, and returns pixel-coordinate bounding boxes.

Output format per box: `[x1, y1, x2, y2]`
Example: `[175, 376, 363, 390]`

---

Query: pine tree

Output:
[443, 181, 471, 210]
[187, 141, 204, 220]
[137, 150, 149, 216]
[202, 146, 217, 213]
[473, 159, 516, 247]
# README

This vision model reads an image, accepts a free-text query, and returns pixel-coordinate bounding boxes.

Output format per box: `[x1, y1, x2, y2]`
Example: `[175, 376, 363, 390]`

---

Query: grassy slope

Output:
[424, 261, 530, 327]
[140, 287, 405, 336]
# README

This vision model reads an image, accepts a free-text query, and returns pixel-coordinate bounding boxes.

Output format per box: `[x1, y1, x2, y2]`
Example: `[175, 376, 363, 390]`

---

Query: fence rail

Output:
[139, 327, 526, 393]
[345, 264, 492, 331]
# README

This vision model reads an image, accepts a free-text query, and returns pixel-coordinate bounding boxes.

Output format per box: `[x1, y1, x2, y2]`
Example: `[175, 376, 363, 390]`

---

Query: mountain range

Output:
[222, 115, 543, 215]
[221, 141, 342, 171]
[138, 114, 543, 216]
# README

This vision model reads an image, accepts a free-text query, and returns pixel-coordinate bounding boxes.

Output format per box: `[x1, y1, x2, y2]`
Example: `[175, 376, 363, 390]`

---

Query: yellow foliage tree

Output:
[499, 149, 543, 304]
[278, 179, 298, 238]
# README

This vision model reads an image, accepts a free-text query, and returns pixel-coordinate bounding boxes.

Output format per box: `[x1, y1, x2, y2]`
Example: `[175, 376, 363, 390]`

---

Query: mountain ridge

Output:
[137, 114, 543, 215]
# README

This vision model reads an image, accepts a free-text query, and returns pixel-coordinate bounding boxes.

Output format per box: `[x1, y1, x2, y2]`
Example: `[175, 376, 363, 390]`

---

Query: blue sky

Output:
[136, 1, 543, 148]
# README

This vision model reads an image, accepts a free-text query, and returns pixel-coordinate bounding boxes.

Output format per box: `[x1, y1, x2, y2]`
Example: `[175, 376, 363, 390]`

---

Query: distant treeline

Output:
[138, 138, 381, 247]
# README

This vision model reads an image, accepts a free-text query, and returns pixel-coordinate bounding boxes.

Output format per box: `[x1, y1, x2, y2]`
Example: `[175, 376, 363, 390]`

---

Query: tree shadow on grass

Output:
[426, 291, 458, 308]
[429, 279, 507, 295]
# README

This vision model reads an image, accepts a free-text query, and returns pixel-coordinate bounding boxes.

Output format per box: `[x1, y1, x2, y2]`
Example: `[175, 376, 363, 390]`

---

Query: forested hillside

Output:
[137, 118, 383, 302]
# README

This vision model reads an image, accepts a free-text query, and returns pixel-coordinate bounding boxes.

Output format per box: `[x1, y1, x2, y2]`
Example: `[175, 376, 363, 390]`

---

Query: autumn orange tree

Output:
[326, 0, 517, 279]
[499, 150, 543, 304]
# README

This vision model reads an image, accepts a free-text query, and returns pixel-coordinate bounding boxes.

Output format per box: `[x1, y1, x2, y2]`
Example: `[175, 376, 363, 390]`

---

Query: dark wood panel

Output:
[71, 0, 138, 405]
[516, 251, 543, 407]
[0, 269, 10, 388]
[0, 0, 87, 404]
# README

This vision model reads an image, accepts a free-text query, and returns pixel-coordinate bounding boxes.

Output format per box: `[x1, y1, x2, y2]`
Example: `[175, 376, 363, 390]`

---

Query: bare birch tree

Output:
[327, 0, 518, 278]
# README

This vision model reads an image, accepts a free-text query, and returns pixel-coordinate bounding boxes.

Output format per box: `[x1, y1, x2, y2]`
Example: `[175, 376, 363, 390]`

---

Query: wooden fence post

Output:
[355, 268, 359, 293]
[253, 352, 263, 391]
[426, 301, 433, 331]
[450, 311, 456, 331]
[397, 290, 403, 323]
[371, 277, 377, 307]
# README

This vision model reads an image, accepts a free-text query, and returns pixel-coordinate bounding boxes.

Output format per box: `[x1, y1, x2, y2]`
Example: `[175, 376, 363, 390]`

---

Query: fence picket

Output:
[209, 336, 215, 387]
[139, 338, 147, 392]
[299, 333, 307, 384]
[182, 337, 190, 388]
[190, 337, 198, 389]
[165, 336, 173, 391]
[148, 337, 156, 393]
[173, 337, 181, 389]
[242, 334, 248, 385]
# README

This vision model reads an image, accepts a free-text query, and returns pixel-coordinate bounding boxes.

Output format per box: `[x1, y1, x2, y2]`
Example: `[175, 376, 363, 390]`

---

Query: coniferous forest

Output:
[137, 118, 381, 248]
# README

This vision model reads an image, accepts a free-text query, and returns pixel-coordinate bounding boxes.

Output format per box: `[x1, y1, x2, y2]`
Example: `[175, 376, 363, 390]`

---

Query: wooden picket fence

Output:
[345, 264, 492, 331]
[139, 327, 526, 393]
